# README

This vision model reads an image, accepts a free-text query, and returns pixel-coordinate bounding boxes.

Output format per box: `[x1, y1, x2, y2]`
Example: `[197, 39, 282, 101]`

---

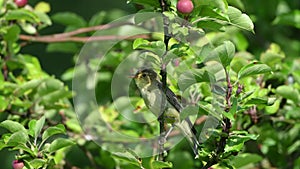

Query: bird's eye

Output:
[142, 73, 146, 78]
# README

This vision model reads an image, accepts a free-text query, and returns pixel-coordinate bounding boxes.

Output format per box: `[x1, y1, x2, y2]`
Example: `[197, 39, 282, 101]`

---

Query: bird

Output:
[133, 68, 199, 157]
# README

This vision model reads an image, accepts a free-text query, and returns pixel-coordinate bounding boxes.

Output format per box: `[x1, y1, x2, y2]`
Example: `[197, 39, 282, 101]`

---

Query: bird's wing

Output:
[156, 82, 183, 112]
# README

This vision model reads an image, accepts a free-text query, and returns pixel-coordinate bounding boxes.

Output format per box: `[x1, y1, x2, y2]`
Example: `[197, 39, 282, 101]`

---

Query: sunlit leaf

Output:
[227, 6, 254, 32]
[0, 120, 26, 132]
[48, 138, 74, 153]
[152, 160, 173, 169]
[238, 62, 272, 79]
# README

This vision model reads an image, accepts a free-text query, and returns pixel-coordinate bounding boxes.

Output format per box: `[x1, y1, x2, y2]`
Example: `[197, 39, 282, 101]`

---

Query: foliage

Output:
[0, 0, 299, 169]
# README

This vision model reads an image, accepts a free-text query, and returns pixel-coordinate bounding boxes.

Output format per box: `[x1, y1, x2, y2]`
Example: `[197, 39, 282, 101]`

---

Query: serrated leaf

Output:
[48, 138, 74, 153]
[42, 124, 66, 141]
[238, 62, 272, 79]
[0, 120, 26, 132]
[152, 160, 173, 169]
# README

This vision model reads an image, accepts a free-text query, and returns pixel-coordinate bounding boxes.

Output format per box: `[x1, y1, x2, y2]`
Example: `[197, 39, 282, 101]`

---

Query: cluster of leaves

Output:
[0, 0, 299, 168]
[0, 1, 78, 168]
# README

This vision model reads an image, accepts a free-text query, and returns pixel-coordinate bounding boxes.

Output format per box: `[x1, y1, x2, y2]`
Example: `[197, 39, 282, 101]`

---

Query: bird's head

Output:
[133, 69, 157, 89]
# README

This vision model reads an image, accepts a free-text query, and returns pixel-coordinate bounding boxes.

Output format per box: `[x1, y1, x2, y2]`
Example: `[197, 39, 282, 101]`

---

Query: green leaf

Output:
[40, 90, 72, 105]
[14, 78, 45, 96]
[0, 95, 9, 112]
[37, 78, 64, 96]
[65, 119, 82, 133]
[265, 100, 280, 114]
[244, 97, 268, 105]
[238, 62, 272, 79]
[51, 12, 86, 27]
[205, 41, 235, 68]
[34, 2, 51, 13]
[5, 9, 40, 23]
[273, 10, 300, 29]
[178, 69, 215, 92]
[30, 159, 46, 168]
[7, 131, 29, 145]
[112, 151, 141, 167]
[227, 6, 254, 32]
[0, 120, 26, 132]
[133, 38, 166, 57]
[34, 116, 46, 140]
[19, 22, 37, 34]
[42, 124, 66, 141]
[128, 0, 160, 7]
[152, 160, 173, 169]
[260, 43, 285, 68]
[20, 54, 46, 79]
[276, 85, 299, 104]
[89, 11, 106, 26]
[48, 138, 74, 153]
[232, 153, 263, 168]
[46, 42, 79, 54]
[34, 11, 52, 28]
[3, 25, 20, 43]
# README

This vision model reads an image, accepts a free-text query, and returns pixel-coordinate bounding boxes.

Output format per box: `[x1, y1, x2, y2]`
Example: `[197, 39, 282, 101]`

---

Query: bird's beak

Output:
[128, 74, 138, 79]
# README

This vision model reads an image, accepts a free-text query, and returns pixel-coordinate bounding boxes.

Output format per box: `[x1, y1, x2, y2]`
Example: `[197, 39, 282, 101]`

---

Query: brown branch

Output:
[19, 22, 149, 43]
[50, 22, 132, 38]
[19, 34, 150, 43]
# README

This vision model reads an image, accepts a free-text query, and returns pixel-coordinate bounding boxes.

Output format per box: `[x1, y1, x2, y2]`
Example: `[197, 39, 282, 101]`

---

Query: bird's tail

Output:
[174, 118, 200, 158]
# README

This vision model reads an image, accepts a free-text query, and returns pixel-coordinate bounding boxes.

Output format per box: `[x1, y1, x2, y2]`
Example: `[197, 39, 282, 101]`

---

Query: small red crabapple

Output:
[14, 0, 28, 7]
[177, 0, 194, 14]
[12, 160, 24, 169]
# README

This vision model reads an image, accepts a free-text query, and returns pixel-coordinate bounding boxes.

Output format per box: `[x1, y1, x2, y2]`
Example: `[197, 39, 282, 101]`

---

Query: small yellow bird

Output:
[133, 68, 199, 157]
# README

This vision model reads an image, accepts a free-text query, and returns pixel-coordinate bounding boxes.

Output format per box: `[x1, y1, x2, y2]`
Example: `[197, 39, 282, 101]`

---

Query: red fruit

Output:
[14, 0, 28, 7]
[177, 0, 194, 14]
[12, 160, 24, 169]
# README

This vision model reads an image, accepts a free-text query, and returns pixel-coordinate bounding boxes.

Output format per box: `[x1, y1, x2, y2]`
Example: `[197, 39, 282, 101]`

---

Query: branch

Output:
[19, 34, 149, 43]
[19, 22, 150, 43]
